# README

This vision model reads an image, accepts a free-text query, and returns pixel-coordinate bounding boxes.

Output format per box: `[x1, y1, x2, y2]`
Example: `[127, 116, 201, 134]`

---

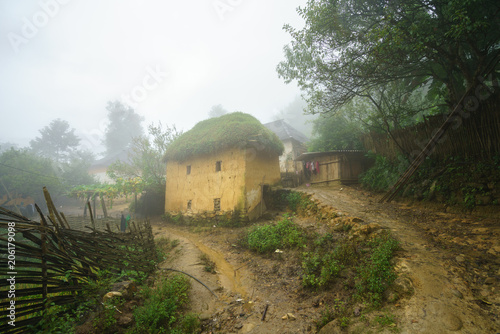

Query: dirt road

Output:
[152, 185, 499, 333]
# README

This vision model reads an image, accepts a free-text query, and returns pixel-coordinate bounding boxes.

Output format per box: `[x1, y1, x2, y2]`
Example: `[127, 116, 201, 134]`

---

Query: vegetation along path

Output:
[153, 185, 498, 333]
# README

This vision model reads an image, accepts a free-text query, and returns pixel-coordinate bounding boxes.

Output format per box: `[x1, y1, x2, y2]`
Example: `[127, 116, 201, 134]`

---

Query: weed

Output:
[200, 253, 217, 274]
[284, 192, 304, 212]
[246, 215, 305, 253]
[355, 232, 400, 306]
[302, 251, 342, 288]
[376, 313, 395, 327]
[132, 274, 195, 333]
[314, 299, 350, 330]
[302, 240, 358, 288]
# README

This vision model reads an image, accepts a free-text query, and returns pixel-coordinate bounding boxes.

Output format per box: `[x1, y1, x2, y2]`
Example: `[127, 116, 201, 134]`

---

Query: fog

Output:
[0, 0, 308, 155]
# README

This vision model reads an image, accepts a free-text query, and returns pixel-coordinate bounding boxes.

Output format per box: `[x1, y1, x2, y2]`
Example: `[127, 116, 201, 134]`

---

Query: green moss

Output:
[163, 112, 284, 162]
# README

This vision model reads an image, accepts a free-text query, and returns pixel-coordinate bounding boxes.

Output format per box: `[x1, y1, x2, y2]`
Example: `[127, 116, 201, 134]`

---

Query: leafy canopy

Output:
[164, 112, 284, 162]
[277, 0, 500, 114]
[30, 118, 80, 163]
[107, 122, 182, 191]
[104, 101, 144, 155]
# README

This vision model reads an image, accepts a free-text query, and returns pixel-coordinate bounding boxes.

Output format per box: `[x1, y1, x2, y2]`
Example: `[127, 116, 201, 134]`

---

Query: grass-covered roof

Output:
[164, 112, 284, 162]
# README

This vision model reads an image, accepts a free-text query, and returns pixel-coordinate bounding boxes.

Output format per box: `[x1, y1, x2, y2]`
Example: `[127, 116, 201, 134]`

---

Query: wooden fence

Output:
[0, 189, 156, 333]
[361, 99, 500, 161]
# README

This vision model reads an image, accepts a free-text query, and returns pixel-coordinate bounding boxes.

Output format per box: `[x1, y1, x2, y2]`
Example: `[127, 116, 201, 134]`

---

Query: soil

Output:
[150, 184, 499, 334]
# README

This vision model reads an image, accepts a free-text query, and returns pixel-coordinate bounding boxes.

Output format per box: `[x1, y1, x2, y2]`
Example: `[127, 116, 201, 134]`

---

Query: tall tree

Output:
[107, 122, 181, 191]
[0, 148, 64, 203]
[103, 101, 144, 155]
[277, 0, 500, 116]
[30, 119, 80, 163]
[308, 102, 364, 152]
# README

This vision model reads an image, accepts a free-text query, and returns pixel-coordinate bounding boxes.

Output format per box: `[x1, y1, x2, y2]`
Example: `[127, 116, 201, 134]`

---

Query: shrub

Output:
[360, 154, 409, 191]
[246, 215, 305, 253]
[355, 232, 400, 306]
[132, 275, 196, 334]
[302, 251, 342, 288]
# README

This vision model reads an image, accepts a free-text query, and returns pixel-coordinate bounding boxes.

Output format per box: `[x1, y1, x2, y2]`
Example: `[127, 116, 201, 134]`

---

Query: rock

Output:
[103, 291, 122, 302]
[318, 319, 342, 334]
[241, 323, 256, 332]
[450, 289, 463, 299]
[117, 315, 133, 327]
[455, 255, 465, 263]
[486, 246, 500, 256]
[484, 277, 496, 285]
[442, 312, 463, 331]
[282, 313, 296, 320]
[111, 281, 137, 300]
[234, 322, 243, 329]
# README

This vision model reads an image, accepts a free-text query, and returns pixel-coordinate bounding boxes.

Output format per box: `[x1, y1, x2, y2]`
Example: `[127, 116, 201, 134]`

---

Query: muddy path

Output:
[301, 185, 499, 333]
[152, 224, 317, 333]
[151, 184, 499, 333]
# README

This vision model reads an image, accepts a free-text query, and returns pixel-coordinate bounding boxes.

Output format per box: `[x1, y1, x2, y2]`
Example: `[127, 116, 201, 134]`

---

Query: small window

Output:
[213, 198, 221, 212]
[215, 161, 221, 172]
[186, 165, 191, 175]
[187, 200, 192, 210]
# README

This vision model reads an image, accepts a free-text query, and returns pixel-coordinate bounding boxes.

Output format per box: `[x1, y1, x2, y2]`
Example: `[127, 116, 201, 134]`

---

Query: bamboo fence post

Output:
[43, 186, 67, 228]
[39, 219, 48, 309]
[87, 201, 95, 230]
[100, 194, 108, 218]
[60, 212, 71, 229]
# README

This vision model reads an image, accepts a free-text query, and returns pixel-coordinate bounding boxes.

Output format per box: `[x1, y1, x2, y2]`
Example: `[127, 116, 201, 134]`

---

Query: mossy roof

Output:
[163, 112, 284, 162]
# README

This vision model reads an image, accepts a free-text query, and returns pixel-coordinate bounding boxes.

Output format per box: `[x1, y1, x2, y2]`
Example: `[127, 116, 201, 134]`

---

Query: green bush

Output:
[355, 232, 400, 306]
[302, 251, 342, 288]
[246, 215, 305, 253]
[132, 275, 196, 334]
[284, 191, 303, 212]
[360, 154, 409, 191]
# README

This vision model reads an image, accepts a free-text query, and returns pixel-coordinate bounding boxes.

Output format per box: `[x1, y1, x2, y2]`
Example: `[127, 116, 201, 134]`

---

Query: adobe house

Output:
[163, 112, 283, 221]
[88, 149, 131, 183]
[295, 150, 368, 185]
[263, 120, 309, 173]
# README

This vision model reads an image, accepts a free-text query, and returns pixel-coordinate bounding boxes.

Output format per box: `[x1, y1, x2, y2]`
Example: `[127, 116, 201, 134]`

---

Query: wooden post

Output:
[87, 201, 95, 230]
[100, 194, 108, 218]
[83, 194, 90, 218]
[43, 187, 66, 228]
[39, 218, 48, 310]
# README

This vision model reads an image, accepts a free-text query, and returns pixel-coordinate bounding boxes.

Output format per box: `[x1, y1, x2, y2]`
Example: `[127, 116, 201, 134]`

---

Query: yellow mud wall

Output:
[165, 148, 247, 213]
[244, 150, 281, 220]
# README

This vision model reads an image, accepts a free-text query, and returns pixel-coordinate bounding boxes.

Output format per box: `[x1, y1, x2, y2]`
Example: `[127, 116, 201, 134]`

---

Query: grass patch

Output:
[131, 274, 199, 334]
[200, 253, 217, 274]
[246, 214, 305, 254]
[315, 299, 350, 330]
[355, 232, 400, 306]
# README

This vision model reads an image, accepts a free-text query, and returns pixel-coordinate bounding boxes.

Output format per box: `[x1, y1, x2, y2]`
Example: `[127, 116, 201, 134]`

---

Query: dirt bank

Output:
[151, 184, 499, 333]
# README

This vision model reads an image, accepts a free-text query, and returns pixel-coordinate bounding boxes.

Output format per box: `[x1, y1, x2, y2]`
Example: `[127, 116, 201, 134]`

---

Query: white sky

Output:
[0, 0, 307, 153]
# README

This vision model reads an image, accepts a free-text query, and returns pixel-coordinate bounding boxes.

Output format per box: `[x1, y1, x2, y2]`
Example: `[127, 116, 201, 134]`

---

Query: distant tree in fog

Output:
[107, 122, 181, 190]
[0, 142, 18, 153]
[208, 104, 228, 118]
[103, 101, 144, 156]
[30, 119, 80, 163]
[0, 148, 64, 203]
[273, 96, 316, 138]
